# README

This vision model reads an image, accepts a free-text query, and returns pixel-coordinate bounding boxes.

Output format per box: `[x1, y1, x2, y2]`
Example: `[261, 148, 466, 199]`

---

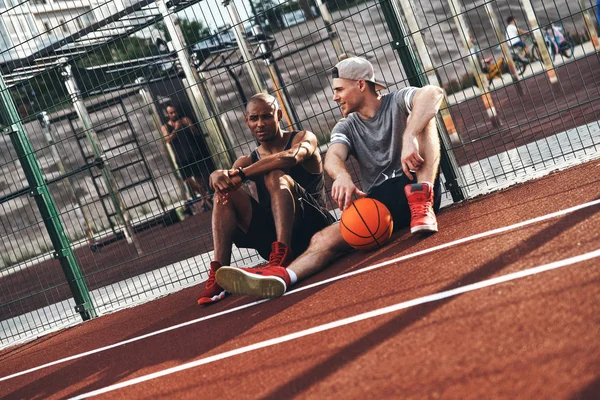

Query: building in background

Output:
[0, 0, 151, 64]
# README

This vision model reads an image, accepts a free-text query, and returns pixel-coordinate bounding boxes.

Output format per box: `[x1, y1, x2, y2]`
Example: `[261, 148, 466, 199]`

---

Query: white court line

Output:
[70, 248, 600, 399]
[1, 198, 599, 383]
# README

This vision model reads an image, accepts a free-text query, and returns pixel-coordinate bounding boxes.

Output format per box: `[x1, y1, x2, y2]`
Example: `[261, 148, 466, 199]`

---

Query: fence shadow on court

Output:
[7, 267, 337, 398]
[260, 198, 600, 399]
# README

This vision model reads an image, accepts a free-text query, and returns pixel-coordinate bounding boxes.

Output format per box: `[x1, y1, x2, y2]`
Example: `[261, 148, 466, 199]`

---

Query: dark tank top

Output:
[249, 131, 328, 209]
[166, 121, 202, 163]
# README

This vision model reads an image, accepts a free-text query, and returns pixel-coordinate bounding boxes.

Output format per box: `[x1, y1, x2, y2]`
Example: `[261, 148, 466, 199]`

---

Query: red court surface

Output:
[1, 160, 599, 399]
[6, 53, 599, 320]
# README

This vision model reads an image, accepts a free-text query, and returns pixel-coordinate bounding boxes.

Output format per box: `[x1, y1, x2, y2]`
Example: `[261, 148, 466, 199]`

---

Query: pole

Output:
[447, 0, 500, 126]
[191, 53, 238, 164]
[39, 111, 96, 247]
[158, 0, 233, 170]
[380, 0, 465, 202]
[135, 78, 190, 203]
[314, 0, 345, 59]
[223, 55, 248, 106]
[579, 0, 600, 51]
[257, 37, 302, 130]
[222, 0, 268, 95]
[521, 0, 557, 84]
[484, 2, 522, 94]
[0, 71, 96, 320]
[59, 60, 142, 255]
[392, 0, 461, 145]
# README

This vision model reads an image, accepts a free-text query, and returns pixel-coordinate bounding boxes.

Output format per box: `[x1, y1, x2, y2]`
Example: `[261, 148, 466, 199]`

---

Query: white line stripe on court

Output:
[1, 198, 599, 383]
[70, 248, 600, 399]
[288, 197, 600, 294]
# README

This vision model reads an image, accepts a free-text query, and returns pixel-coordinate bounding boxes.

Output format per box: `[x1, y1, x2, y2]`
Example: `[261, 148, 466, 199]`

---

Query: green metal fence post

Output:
[0, 72, 97, 320]
[380, 0, 465, 202]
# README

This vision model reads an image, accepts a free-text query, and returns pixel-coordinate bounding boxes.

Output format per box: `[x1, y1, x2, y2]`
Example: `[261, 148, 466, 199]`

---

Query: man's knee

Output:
[308, 225, 344, 252]
[264, 169, 294, 192]
[308, 230, 324, 248]
[215, 188, 248, 210]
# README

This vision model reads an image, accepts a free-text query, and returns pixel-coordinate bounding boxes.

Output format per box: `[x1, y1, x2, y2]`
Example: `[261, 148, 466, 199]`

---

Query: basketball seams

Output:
[340, 219, 368, 238]
[372, 199, 382, 245]
[342, 199, 379, 238]
[340, 198, 393, 249]
[349, 222, 393, 249]
[354, 200, 379, 239]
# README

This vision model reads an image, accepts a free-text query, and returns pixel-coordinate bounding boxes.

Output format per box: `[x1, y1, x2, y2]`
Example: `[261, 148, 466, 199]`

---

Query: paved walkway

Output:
[447, 41, 599, 105]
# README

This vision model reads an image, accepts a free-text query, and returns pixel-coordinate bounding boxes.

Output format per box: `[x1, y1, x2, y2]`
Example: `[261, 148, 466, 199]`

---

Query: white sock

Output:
[286, 269, 298, 285]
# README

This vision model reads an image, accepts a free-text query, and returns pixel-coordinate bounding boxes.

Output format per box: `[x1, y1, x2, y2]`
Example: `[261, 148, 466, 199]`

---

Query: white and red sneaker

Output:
[216, 265, 291, 298]
[197, 261, 227, 305]
[404, 182, 438, 234]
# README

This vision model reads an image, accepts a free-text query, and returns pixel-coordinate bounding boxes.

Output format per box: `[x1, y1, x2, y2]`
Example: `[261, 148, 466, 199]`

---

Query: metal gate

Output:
[49, 91, 166, 243]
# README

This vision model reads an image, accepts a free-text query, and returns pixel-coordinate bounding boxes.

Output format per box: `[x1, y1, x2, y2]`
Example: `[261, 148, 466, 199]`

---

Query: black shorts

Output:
[232, 184, 335, 260]
[367, 175, 442, 232]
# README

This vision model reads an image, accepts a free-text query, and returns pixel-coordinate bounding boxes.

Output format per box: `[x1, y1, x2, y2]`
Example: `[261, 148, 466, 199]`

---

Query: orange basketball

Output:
[340, 198, 394, 250]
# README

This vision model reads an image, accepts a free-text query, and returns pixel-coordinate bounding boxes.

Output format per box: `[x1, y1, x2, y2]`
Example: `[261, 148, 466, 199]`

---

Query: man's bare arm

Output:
[210, 155, 252, 195]
[325, 143, 366, 210]
[404, 85, 444, 138]
[160, 124, 173, 143]
[182, 117, 202, 136]
[236, 130, 319, 179]
[324, 143, 350, 181]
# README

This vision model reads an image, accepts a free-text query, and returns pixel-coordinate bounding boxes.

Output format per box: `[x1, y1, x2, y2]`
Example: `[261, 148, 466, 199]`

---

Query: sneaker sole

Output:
[411, 224, 438, 234]
[197, 289, 227, 305]
[216, 267, 287, 298]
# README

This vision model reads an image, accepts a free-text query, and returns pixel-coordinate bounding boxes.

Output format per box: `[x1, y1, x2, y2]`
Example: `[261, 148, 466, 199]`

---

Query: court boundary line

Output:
[1, 198, 599, 383]
[70, 248, 600, 399]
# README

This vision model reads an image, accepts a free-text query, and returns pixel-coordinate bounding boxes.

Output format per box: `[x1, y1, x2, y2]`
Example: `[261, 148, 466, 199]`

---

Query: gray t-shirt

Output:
[330, 87, 418, 193]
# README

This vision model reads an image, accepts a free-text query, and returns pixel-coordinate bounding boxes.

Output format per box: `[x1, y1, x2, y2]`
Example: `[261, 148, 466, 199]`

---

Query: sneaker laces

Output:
[269, 249, 286, 266]
[409, 199, 433, 216]
[205, 269, 217, 288]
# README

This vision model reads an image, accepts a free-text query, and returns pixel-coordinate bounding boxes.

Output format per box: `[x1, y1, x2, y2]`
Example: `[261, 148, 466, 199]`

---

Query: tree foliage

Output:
[156, 18, 211, 46]
[77, 36, 155, 68]
[251, 0, 284, 30]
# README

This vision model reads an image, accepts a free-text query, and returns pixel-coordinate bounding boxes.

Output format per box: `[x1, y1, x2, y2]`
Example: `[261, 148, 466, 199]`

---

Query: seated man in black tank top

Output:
[197, 93, 335, 305]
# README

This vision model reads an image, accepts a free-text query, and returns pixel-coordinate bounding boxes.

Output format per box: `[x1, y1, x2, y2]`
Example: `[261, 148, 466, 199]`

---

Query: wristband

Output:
[237, 167, 247, 181]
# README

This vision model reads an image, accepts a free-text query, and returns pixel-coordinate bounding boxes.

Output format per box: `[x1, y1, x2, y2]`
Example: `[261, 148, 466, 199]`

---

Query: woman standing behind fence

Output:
[161, 104, 213, 212]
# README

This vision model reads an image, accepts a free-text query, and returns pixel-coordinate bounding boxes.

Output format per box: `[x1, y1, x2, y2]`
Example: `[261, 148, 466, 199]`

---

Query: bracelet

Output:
[237, 167, 247, 181]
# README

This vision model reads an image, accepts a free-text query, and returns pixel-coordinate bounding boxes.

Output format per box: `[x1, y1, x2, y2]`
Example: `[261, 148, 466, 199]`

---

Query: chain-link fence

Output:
[1, 0, 599, 348]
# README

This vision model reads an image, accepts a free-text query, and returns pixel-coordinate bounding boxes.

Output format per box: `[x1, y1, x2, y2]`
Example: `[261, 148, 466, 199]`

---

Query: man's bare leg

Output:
[406, 117, 440, 234]
[198, 186, 254, 304]
[287, 224, 350, 280]
[263, 170, 298, 247]
[215, 223, 351, 298]
[415, 118, 440, 184]
[211, 189, 253, 266]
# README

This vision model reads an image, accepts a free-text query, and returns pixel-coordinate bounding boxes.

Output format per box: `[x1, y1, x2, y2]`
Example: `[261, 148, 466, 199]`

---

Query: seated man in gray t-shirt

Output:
[216, 57, 443, 299]
[327, 84, 441, 230]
